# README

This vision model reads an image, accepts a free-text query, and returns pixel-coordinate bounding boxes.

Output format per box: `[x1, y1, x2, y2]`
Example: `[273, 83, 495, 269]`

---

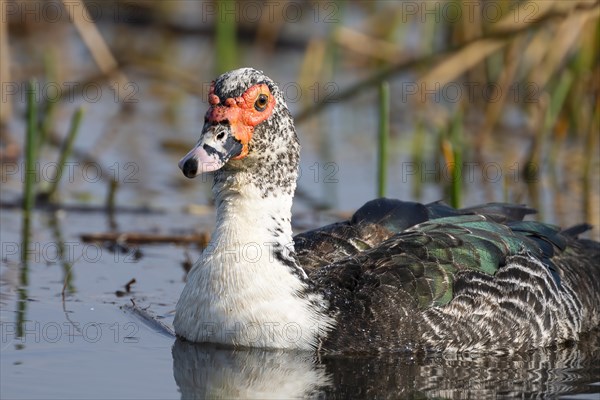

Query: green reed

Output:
[411, 119, 426, 200]
[43, 107, 85, 201]
[215, 0, 237, 74]
[377, 81, 390, 198]
[21, 80, 37, 262]
[448, 109, 463, 209]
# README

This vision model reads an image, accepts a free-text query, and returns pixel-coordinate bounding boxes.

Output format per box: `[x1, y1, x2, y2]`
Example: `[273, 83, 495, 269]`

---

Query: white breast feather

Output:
[174, 184, 334, 349]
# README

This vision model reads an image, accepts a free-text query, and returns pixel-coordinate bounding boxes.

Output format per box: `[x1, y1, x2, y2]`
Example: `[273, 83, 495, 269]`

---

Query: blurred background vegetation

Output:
[0, 0, 598, 238]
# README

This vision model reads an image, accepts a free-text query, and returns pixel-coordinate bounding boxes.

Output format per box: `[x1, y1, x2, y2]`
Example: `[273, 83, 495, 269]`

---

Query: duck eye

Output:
[254, 94, 268, 111]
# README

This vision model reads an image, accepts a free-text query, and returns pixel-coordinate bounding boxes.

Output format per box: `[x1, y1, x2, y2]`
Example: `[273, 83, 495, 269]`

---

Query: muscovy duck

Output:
[174, 68, 600, 353]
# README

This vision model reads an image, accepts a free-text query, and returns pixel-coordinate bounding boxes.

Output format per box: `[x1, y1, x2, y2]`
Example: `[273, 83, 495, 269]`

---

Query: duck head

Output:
[178, 68, 298, 182]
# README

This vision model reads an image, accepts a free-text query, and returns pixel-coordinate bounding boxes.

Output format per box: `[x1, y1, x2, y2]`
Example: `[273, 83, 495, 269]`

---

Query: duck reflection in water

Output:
[171, 334, 599, 399]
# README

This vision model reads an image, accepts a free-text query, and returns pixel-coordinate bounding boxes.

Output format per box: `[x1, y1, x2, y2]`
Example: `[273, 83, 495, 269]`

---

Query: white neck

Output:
[174, 177, 334, 349]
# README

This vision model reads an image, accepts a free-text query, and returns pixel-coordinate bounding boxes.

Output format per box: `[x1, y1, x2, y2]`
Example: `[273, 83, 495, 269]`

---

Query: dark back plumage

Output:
[295, 199, 600, 353]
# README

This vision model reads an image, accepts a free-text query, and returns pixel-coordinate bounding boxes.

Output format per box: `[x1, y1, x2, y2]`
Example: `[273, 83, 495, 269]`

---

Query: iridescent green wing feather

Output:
[295, 199, 537, 273]
[314, 211, 565, 310]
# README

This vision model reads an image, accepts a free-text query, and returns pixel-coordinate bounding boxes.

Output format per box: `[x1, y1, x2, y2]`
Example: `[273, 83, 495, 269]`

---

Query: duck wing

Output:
[294, 198, 536, 274]
[307, 213, 600, 353]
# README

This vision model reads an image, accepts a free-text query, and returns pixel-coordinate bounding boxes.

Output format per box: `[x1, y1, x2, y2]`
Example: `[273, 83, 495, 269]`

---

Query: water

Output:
[2, 210, 599, 399]
[2, 5, 599, 399]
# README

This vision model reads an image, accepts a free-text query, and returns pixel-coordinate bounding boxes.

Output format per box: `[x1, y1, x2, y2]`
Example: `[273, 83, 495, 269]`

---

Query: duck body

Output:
[174, 68, 600, 354]
[297, 199, 600, 353]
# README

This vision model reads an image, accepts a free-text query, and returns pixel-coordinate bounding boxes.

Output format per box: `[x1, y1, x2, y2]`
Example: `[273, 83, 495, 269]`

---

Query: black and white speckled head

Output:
[178, 68, 300, 198]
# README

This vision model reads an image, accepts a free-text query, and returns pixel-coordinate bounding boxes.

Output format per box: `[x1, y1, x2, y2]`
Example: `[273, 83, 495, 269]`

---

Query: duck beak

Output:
[178, 125, 243, 178]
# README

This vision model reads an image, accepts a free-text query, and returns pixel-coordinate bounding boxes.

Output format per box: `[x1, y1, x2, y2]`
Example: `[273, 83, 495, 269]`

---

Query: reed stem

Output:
[215, 0, 237, 74]
[45, 107, 85, 201]
[21, 80, 37, 262]
[449, 109, 463, 208]
[377, 81, 390, 197]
